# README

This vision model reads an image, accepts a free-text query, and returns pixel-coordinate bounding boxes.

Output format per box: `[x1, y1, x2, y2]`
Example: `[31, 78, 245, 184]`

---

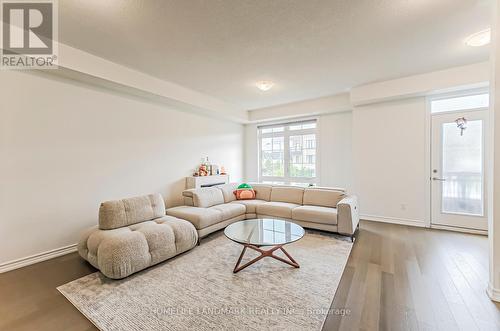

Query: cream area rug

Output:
[58, 231, 353, 331]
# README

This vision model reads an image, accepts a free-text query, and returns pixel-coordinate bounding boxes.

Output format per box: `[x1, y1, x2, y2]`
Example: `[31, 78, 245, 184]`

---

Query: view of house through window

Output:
[258, 120, 317, 186]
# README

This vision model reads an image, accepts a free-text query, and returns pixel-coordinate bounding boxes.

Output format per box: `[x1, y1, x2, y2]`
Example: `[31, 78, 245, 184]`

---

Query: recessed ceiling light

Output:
[256, 80, 274, 91]
[465, 28, 491, 47]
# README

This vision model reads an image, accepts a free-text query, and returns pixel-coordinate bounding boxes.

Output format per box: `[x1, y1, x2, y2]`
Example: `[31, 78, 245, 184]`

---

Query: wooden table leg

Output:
[233, 244, 300, 273]
[274, 247, 300, 268]
[233, 246, 247, 273]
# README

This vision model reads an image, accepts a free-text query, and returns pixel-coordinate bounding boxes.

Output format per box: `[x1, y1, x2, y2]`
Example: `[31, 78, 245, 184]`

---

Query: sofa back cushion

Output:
[215, 183, 239, 203]
[183, 187, 224, 208]
[183, 196, 194, 206]
[303, 188, 346, 208]
[270, 186, 305, 204]
[99, 193, 165, 230]
[250, 183, 273, 201]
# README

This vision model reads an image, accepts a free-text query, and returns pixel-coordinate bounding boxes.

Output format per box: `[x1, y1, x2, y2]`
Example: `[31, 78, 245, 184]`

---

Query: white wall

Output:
[244, 112, 353, 190]
[318, 112, 352, 189]
[244, 124, 259, 182]
[0, 70, 243, 265]
[352, 97, 429, 226]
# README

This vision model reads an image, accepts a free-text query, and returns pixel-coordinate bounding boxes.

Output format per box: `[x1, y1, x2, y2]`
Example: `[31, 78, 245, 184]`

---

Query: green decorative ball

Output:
[237, 183, 253, 189]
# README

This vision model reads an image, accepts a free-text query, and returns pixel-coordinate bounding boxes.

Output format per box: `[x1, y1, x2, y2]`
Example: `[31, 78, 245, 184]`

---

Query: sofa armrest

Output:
[181, 188, 224, 208]
[337, 195, 359, 236]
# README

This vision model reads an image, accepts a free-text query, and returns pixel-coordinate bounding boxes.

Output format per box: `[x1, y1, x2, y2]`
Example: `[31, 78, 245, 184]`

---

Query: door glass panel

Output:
[441, 120, 483, 216]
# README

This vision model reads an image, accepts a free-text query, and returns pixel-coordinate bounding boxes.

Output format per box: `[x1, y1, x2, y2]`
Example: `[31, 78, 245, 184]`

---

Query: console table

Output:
[186, 175, 229, 189]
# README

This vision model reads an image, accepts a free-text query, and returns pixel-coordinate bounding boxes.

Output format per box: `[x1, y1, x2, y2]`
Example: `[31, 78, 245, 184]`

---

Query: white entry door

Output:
[431, 110, 488, 231]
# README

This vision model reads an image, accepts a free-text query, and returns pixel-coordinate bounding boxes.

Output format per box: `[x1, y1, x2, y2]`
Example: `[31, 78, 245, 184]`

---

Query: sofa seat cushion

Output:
[210, 203, 246, 220]
[78, 217, 197, 279]
[152, 216, 200, 253]
[256, 201, 301, 219]
[230, 199, 267, 214]
[292, 205, 338, 225]
[166, 206, 222, 229]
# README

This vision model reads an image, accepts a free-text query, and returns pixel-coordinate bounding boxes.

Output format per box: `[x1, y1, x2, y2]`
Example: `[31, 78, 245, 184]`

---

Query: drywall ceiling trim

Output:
[247, 93, 351, 123]
[350, 62, 490, 106]
[56, 43, 248, 123]
[35, 68, 244, 124]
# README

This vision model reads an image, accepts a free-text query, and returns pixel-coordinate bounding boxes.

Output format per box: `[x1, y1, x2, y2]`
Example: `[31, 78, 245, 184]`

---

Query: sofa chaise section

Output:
[78, 193, 198, 279]
[257, 185, 358, 238]
[167, 186, 246, 238]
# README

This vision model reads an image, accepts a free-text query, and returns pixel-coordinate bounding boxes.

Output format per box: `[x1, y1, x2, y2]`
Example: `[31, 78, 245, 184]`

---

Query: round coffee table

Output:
[224, 218, 305, 273]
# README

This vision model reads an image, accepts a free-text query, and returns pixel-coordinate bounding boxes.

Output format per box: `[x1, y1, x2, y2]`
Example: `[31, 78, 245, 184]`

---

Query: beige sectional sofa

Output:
[167, 183, 359, 241]
[78, 185, 358, 279]
[78, 193, 198, 279]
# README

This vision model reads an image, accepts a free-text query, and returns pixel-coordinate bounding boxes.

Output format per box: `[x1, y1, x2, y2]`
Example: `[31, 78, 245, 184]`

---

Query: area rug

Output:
[58, 231, 353, 331]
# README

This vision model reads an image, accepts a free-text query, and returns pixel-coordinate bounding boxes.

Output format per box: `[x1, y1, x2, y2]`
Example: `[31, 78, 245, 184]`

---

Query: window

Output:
[258, 120, 317, 185]
[431, 92, 489, 114]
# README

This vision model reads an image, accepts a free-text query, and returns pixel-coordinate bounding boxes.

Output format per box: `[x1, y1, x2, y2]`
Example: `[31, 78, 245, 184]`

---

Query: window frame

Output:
[429, 88, 490, 114]
[258, 118, 319, 186]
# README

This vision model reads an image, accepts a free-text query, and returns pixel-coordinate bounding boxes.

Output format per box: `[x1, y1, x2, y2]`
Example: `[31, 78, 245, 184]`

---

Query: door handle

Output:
[432, 177, 446, 181]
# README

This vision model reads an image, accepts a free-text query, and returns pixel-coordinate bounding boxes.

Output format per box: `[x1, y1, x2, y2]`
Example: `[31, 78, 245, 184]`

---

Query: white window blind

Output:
[258, 119, 317, 186]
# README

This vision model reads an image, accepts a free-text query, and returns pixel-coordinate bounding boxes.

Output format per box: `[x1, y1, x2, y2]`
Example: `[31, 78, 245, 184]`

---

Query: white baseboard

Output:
[430, 224, 488, 236]
[487, 283, 500, 302]
[360, 214, 489, 235]
[360, 214, 427, 228]
[0, 244, 77, 274]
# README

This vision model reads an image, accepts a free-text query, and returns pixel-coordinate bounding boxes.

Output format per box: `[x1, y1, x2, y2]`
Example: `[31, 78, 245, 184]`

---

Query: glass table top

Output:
[224, 219, 305, 246]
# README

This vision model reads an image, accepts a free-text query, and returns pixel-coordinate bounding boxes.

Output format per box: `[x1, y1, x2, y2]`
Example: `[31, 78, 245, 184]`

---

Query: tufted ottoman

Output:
[78, 193, 198, 279]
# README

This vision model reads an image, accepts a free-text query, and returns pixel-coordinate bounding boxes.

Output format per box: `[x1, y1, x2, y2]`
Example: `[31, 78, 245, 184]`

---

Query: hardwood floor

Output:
[323, 221, 500, 331]
[0, 221, 498, 331]
[0, 251, 98, 331]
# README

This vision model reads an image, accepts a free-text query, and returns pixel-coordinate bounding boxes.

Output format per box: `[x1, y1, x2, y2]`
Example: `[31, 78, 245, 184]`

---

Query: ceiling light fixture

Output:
[465, 28, 491, 47]
[256, 80, 274, 91]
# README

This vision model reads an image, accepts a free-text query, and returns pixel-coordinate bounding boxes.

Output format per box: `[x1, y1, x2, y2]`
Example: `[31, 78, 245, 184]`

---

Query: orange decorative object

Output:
[234, 189, 256, 200]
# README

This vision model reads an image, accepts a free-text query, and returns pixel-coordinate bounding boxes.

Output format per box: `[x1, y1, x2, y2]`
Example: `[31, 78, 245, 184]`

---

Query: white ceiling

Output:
[59, 0, 491, 110]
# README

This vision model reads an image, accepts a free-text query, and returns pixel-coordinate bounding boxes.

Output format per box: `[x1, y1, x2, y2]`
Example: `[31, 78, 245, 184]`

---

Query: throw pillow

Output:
[233, 183, 256, 200]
